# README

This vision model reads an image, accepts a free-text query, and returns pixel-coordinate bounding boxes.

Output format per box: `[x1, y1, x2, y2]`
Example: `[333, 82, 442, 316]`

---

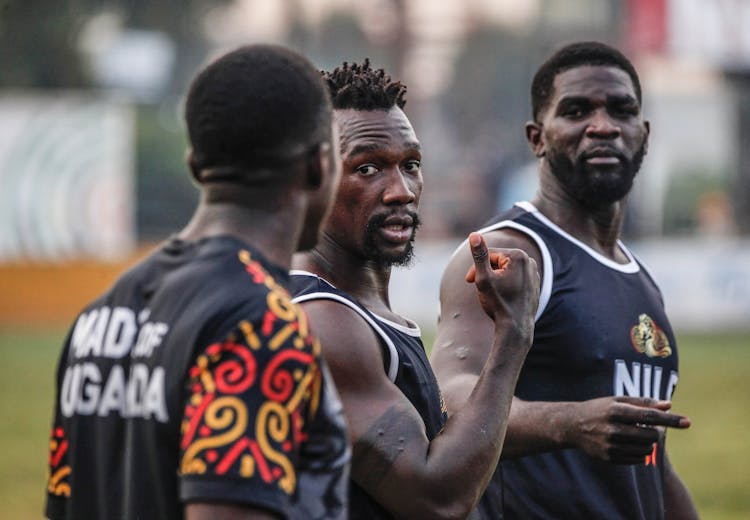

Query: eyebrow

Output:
[347, 141, 421, 157]
[607, 94, 639, 104]
[558, 94, 638, 106]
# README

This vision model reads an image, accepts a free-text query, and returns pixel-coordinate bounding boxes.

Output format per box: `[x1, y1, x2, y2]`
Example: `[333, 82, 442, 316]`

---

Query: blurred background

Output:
[1, 0, 748, 518]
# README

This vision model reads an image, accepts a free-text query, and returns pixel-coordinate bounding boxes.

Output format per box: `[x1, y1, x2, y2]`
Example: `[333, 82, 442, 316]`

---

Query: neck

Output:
[179, 188, 305, 270]
[293, 233, 394, 313]
[533, 169, 627, 261]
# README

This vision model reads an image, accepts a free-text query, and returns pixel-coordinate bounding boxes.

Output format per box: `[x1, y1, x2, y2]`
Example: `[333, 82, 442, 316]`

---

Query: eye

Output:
[355, 164, 379, 176]
[562, 106, 585, 119]
[611, 104, 639, 118]
[402, 160, 421, 174]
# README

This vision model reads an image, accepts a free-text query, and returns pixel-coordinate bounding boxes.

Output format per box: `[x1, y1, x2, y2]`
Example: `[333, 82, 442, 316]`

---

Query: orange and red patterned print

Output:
[180, 250, 323, 496]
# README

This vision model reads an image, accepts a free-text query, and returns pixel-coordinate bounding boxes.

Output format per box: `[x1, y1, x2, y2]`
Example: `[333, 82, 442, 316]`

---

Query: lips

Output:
[586, 156, 620, 165]
[582, 147, 624, 166]
[379, 215, 414, 244]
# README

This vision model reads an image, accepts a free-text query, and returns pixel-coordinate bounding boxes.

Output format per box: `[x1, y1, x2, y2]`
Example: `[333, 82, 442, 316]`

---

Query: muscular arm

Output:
[432, 229, 691, 462]
[433, 228, 543, 458]
[503, 395, 689, 461]
[303, 235, 539, 519]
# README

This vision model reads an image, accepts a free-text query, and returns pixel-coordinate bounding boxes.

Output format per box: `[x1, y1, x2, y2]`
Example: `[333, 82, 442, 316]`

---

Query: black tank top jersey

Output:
[291, 271, 448, 519]
[46, 236, 349, 520]
[475, 202, 680, 520]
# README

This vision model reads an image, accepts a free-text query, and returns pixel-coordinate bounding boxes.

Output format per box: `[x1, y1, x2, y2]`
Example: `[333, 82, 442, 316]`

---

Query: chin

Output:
[372, 244, 415, 268]
[573, 168, 635, 206]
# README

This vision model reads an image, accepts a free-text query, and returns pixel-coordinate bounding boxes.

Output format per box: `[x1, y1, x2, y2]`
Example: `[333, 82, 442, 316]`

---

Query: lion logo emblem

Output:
[630, 314, 672, 358]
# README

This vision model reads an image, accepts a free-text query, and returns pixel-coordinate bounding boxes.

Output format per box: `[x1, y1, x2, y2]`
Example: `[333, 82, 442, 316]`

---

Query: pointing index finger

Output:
[631, 408, 691, 429]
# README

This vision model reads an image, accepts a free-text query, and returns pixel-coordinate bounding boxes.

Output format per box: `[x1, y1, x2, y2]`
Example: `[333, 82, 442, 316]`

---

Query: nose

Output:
[585, 110, 620, 139]
[382, 168, 417, 205]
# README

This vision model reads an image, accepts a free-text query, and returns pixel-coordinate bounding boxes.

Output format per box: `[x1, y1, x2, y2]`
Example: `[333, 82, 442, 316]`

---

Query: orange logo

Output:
[645, 442, 658, 466]
[630, 314, 672, 358]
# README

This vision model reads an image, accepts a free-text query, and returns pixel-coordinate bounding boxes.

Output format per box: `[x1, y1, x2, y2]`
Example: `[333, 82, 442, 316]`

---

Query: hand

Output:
[465, 232, 540, 336]
[566, 396, 691, 464]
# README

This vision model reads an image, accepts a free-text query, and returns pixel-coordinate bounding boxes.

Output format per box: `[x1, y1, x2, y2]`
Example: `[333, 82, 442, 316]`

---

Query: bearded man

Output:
[432, 41, 699, 519]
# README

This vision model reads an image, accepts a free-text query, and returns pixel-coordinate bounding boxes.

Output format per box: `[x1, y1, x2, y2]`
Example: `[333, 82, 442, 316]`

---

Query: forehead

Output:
[550, 65, 638, 105]
[334, 107, 420, 158]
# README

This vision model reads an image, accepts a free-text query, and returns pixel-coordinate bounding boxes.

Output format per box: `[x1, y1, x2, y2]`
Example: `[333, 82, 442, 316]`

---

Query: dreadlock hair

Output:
[322, 59, 407, 111]
[531, 41, 642, 122]
[185, 44, 332, 182]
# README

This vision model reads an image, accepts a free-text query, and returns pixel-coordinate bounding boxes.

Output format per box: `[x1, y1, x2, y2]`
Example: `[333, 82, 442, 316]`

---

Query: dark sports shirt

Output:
[46, 236, 349, 520]
[291, 271, 448, 519]
[473, 202, 680, 520]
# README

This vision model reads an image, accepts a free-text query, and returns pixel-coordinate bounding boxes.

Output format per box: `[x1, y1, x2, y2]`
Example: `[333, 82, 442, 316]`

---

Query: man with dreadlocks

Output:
[290, 60, 539, 519]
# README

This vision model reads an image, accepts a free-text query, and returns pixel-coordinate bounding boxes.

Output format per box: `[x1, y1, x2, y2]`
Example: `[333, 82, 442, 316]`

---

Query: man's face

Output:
[535, 65, 649, 207]
[325, 106, 423, 267]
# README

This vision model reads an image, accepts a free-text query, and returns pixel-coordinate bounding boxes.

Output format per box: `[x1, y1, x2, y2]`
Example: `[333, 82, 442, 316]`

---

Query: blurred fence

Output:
[0, 93, 135, 263]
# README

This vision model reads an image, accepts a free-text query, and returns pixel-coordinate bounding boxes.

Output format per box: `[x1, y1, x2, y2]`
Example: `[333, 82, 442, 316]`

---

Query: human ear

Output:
[305, 143, 328, 190]
[186, 150, 202, 184]
[525, 121, 545, 158]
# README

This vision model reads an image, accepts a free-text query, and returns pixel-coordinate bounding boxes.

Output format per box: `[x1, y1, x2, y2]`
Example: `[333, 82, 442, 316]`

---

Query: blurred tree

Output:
[0, 0, 90, 87]
[662, 169, 730, 235]
[0, 0, 231, 241]
[0, 0, 231, 90]
[119, 0, 232, 94]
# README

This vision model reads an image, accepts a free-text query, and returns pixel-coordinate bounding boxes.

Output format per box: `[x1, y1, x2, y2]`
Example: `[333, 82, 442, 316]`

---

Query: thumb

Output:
[465, 232, 489, 283]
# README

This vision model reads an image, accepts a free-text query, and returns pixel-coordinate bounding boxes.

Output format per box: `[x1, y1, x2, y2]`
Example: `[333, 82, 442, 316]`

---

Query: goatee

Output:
[547, 143, 646, 208]
[363, 211, 421, 268]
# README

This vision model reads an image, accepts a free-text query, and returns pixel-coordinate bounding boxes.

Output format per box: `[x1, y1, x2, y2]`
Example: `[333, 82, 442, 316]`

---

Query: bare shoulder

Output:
[297, 299, 386, 384]
[298, 297, 431, 478]
[433, 227, 541, 393]
[296, 297, 406, 431]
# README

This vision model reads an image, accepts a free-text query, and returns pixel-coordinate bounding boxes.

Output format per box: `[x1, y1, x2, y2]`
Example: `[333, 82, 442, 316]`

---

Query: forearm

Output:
[373, 232, 539, 517]
[501, 398, 578, 459]
[419, 327, 530, 513]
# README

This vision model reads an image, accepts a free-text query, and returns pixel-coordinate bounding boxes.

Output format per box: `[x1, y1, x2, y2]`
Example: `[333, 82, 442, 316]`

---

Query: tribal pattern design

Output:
[180, 250, 323, 495]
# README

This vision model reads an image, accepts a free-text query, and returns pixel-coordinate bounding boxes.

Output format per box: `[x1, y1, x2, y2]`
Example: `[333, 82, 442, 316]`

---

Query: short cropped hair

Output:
[531, 41, 642, 121]
[323, 59, 407, 111]
[185, 44, 332, 179]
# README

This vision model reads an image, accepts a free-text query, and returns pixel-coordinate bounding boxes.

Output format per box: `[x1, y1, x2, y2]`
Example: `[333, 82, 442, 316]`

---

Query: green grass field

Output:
[1, 328, 748, 519]
[667, 333, 750, 520]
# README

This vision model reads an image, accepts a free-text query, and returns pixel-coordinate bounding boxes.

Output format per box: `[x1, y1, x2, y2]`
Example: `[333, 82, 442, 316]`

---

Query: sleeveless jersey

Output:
[475, 201, 680, 520]
[291, 271, 448, 519]
[46, 236, 349, 520]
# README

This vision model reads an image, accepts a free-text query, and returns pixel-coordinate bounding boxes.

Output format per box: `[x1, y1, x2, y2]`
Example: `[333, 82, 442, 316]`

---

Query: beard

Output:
[362, 211, 421, 268]
[547, 142, 646, 208]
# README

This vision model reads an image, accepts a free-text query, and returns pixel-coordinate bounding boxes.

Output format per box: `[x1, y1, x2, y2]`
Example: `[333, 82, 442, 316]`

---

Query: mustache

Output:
[579, 146, 628, 163]
[367, 210, 421, 231]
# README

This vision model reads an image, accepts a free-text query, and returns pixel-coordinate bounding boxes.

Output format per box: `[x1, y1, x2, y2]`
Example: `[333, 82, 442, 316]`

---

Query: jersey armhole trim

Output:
[517, 201, 639, 273]
[290, 269, 338, 289]
[292, 292, 400, 382]
[476, 220, 553, 322]
[372, 314, 421, 337]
